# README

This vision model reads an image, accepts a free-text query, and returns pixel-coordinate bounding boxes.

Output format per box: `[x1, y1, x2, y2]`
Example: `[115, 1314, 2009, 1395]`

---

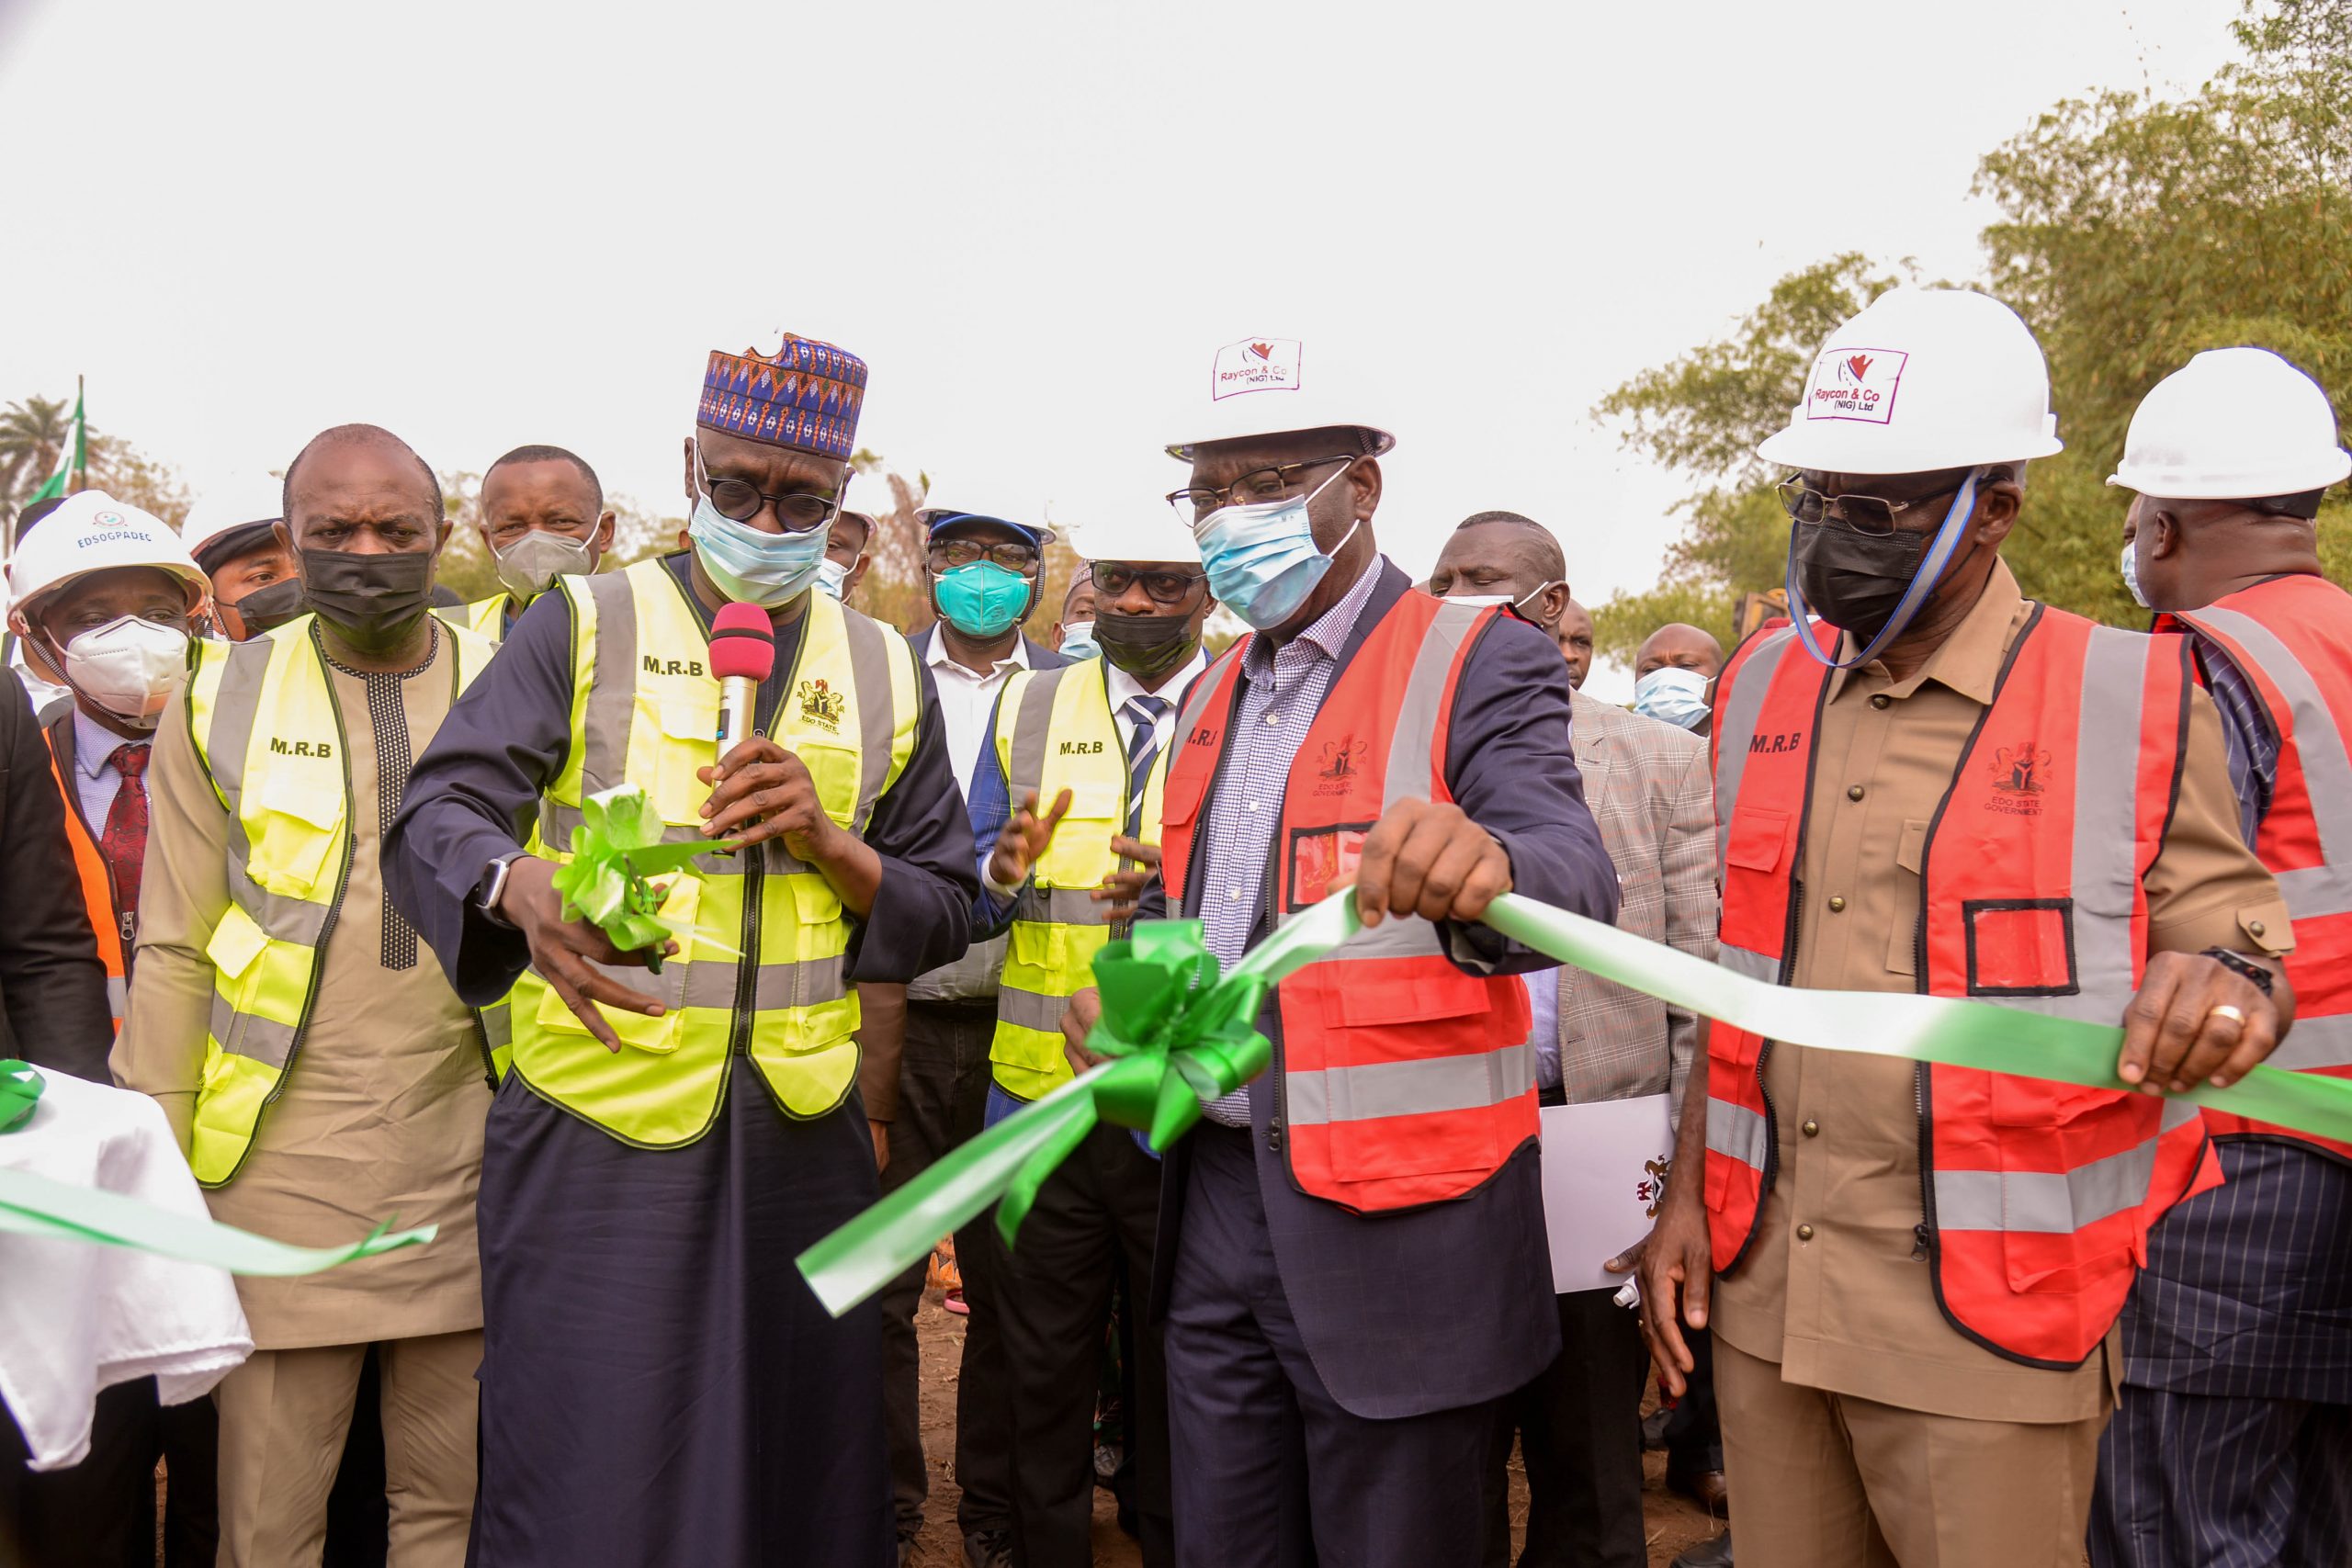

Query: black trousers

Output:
[997, 1120, 1174, 1568]
[0, 1375, 218, 1568]
[1481, 1291, 1649, 1568]
[876, 998, 1013, 1542]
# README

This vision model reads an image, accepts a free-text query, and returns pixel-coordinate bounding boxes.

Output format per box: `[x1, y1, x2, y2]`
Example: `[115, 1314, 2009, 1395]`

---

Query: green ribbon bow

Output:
[797, 902, 1362, 1316]
[548, 785, 736, 967]
[799, 889, 2352, 1319]
[0, 1060, 44, 1134]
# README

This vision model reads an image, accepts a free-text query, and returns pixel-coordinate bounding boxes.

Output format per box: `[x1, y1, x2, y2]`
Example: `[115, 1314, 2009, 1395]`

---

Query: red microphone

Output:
[709, 603, 775, 761]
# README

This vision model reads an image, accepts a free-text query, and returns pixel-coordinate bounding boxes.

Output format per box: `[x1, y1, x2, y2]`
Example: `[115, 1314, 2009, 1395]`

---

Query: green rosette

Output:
[548, 784, 736, 968]
[0, 1060, 43, 1134]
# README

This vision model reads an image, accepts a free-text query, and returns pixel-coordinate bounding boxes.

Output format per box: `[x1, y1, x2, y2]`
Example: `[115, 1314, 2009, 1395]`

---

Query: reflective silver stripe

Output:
[2184, 605, 2352, 919]
[1004, 665, 1065, 807]
[579, 572, 639, 796]
[208, 992, 298, 1070]
[2063, 626, 2153, 1011]
[997, 983, 1069, 1034]
[2267, 1010, 2352, 1072]
[1325, 916, 1444, 960]
[1379, 598, 1485, 813]
[481, 1002, 512, 1048]
[1716, 943, 1778, 984]
[841, 608, 899, 834]
[200, 637, 275, 810]
[223, 839, 337, 943]
[1705, 1097, 1769, 1171]
[1012, 885, 1109, 927]
[106, 975, 127, 1021]
[1932, 1133, 2157, 1233]
[1712, 628, 1797, 884]
[1283, 1041, 1535, 1125]
[677, 953, 846, 1010]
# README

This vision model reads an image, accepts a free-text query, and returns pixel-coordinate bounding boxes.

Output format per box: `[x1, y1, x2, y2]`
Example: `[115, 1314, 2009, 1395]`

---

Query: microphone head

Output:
[709, 602, 776, 682]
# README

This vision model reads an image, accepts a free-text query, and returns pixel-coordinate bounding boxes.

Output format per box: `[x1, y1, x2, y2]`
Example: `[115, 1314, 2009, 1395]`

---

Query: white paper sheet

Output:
[1538, 1094, 1677, 1295]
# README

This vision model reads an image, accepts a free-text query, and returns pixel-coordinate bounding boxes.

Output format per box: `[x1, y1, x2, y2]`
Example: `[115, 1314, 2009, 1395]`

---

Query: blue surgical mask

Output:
[816, 557, 853, 601]
[1057, 619, 1102, 661]
[1194, 461, 1359, 630]
[2120, 538, 2150, 610]
[1633, 666, 1712, 730]
[689, 494, 829, 607]
[934, 560, 1033, 637]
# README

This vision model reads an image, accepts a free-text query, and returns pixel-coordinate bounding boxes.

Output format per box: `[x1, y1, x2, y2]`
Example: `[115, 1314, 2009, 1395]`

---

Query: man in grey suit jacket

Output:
[1430, 518, 1721, 1568]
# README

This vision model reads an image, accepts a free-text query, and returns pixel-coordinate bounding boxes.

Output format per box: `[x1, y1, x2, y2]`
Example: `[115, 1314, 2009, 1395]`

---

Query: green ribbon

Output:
[548, 785, 737, 968]
[0, 1164, 435, 1277]
[0, 1061, 42, 1134]
[797, 889, 2352, 1318]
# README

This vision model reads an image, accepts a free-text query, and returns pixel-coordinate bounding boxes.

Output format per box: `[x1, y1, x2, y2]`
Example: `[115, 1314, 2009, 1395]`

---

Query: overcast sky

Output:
[0, 0, 2243, 694]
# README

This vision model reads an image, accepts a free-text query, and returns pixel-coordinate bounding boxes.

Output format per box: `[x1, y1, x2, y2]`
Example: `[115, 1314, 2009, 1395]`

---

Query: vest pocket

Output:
[248, 773, 345, 896]
[1986, 1076, 2143, 1292]
[530, 875, 699, 1053]
[791, 740, 863, 829]
[1724, 807, 1790, 874]
[203, 905, 272, 1054]
[648, 690, 721, 825]
[1309, 969, 1505, 1181]
[1038, 779, 1121, 886]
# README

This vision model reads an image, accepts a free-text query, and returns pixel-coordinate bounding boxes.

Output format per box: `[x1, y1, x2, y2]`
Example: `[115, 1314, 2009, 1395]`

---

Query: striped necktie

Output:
[1121, 694, 1171, 839]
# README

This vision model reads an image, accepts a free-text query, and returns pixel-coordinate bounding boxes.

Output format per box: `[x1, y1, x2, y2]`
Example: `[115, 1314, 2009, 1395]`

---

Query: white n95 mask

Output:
[62, 615, 189, 728]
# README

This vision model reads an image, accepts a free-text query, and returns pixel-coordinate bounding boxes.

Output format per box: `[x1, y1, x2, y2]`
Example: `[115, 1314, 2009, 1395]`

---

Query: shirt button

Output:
[1802, 1119, 1820, 1137]
[1247, 801, 1261, 813]
[1847, 785, 1865, 802]
[1871, 694, 1892, 710]
[1227, 888, 1244, 902]
[1263, 712, 1282, 727]
[1796, 1224, 1815, 1242]
[1827, 896, 1848, 913]
[2250, 919, 2267, 938]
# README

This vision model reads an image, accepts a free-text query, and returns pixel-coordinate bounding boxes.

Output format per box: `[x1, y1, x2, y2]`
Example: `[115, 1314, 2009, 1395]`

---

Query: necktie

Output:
[100, 744, 151, 939]
[1121, 695, 1171, 840]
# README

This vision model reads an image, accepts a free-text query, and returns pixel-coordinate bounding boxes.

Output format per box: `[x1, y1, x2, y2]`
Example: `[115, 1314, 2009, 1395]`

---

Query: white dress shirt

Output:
[1103, 648, 1209, 762]
[924, 623, 1030, 799]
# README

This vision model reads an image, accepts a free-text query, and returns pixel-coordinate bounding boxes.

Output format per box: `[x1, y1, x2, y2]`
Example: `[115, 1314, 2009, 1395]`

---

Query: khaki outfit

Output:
[117, 628, 490, 1567]
[1710, 563, 2290, 1565]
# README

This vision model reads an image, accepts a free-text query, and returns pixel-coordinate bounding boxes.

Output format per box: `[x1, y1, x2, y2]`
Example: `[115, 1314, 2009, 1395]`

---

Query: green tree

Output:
[0, 395, 83, 510]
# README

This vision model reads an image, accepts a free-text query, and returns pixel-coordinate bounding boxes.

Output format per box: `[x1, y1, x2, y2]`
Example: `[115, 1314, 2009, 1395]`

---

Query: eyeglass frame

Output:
[1774, 472, 1972, 537]
[693, 442, 845, 535]
[1166, 454, 1356, 525]
[1091, 561, 1210, 606]
[926, 536, 1044, 575]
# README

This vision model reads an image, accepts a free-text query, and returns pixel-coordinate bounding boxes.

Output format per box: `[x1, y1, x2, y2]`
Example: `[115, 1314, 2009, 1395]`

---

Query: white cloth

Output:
[9, 643, 72, 721]
[70, 704, 141, 830]
[924, 623, 1029, 797]
[0, 1070, 252, 1470]
[1103, 649, 1207, 760]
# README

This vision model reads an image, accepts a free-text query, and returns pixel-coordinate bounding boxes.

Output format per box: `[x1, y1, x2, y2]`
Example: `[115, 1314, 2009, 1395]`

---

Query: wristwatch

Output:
[477, 850, 529, 929]
[2201, 946, 2275, 997]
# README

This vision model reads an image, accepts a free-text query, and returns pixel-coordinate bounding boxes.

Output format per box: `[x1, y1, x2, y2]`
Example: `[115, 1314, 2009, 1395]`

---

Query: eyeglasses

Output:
[1167, 455, 1354, 525]
[928, 538, 1041, 573]
[1775, 474, 1966, 537]
[1093, 563, 1208, 605]
[695, 445, 842, 534]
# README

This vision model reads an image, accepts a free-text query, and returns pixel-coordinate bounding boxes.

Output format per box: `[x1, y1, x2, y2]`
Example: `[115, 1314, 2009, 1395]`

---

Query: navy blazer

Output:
[1141, 560, 1619, 1418]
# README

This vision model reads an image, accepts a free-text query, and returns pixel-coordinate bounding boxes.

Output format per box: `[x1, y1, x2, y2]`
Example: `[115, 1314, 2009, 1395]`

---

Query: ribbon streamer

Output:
[0, 1165, 435, 1276]
[798, 890, 2352, 1317]
[548, 785, 737, 968]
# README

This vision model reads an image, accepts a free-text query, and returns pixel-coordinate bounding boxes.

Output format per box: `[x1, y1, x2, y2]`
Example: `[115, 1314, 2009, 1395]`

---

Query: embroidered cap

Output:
[698, 333, 869, 460]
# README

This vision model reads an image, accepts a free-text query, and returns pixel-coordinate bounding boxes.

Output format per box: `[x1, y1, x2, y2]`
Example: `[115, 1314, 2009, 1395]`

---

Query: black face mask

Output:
[228, 577, 311, 637]
[1789, 522, 1933, 644]
[297, 547, 435, 653]
[1094, 607, 1199, 682]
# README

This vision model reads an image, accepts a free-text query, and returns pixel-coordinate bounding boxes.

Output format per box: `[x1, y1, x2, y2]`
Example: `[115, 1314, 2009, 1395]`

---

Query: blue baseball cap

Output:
[916, 508, 1056, 550]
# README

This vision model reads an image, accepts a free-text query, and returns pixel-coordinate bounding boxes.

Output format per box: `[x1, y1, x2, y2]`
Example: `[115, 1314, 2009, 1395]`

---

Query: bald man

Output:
[1633, 624, 1724, 733]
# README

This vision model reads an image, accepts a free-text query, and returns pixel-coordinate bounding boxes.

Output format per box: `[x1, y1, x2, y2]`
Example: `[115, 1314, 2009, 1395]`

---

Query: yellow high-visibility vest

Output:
[989, 659, 1170, 1099]
[438, 594, 512, 644]
[183, 613, 501, 1188]
[505, 558, 921, 1146]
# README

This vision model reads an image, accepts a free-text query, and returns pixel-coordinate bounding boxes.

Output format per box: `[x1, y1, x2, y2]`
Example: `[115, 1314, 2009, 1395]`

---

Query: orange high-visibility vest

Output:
[1161, 591, 1534, 1214]
[1705, 606, 2209, 1367]
[2168, 574, 2352, 1165]
[42, 741, 128, 1032]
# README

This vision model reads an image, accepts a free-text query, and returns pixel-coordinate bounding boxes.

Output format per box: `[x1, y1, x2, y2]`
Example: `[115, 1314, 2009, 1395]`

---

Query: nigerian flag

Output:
[26, 381, 86, 505]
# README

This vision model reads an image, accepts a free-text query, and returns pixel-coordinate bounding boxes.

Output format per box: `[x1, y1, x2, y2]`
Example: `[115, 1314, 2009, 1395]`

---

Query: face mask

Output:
[1632, 666, 1712, 730]
[1445, 580, 1560, 619]
[1057, 619, 1102, 661]
[1094, 607, 1199, 681]
[2120, 538, 2151, 610]
[1786, 468, 1983, 670]
[934, 560, 1034, 638]
[299, 547, 435, 653]
[58, 615, 188, 729]
[492, 528, 596, 604]
[815, 558, 854, 601]
[689, 495, 828, 608]
[227, 577, 309, 637]
[1194, 462, 1359, 631]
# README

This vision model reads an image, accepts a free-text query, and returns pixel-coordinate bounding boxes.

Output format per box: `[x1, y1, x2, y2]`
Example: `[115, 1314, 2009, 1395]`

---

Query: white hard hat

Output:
[1757, 288, 2064, 476]
[2108, 347, 2350, 501]
[1165, 334, 1396, 462]
[1069, 510, 1201, 566]
[179, 476, 287, 570]
[7, 491, 209, 615]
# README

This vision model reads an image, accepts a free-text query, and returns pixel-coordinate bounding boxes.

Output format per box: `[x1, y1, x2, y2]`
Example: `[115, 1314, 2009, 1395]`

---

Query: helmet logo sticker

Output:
[1805, 345, 1908, 426]
[1213, 336, 1304, 400]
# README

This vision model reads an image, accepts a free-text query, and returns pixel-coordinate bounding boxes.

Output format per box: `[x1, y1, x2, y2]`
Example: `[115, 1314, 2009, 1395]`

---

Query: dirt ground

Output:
[907, 1291, 1724, 1568]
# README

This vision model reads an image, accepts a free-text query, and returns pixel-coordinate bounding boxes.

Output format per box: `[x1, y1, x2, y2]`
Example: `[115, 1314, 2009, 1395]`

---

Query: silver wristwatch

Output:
[477, 850, 528, 929]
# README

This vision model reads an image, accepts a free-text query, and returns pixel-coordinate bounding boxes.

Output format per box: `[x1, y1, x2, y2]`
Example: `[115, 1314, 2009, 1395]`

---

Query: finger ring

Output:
[2209, 1004, 2246, 1026]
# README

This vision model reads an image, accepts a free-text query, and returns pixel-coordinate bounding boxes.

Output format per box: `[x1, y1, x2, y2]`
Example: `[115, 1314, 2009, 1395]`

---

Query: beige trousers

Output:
[1715, 1337, 2110, 1568]
[213, 1330, 481, 1568]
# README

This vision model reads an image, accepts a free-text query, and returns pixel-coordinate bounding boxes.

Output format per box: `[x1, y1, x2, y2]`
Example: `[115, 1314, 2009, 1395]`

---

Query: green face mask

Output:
[933, 561, 1032, 637]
